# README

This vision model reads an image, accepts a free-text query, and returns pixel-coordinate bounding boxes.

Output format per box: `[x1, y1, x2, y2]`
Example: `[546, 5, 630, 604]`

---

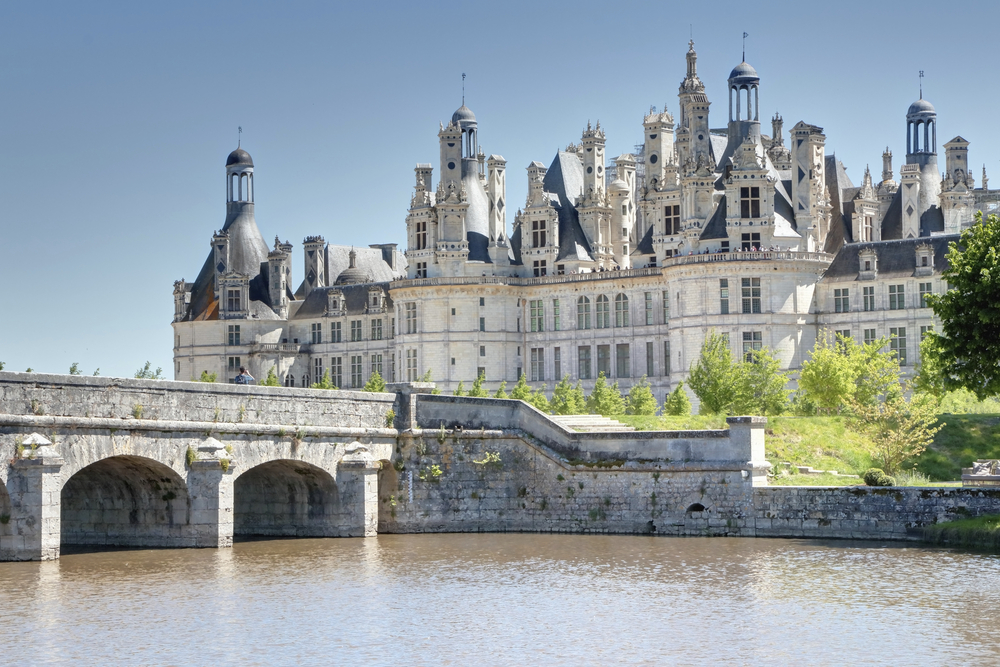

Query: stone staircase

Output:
[549, 414, 636, 433]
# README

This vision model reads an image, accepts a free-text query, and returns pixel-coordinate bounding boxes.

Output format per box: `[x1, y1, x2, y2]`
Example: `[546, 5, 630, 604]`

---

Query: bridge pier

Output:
[337, 444, 380, 537]
[188, 460, 235, 548]
[5, 437, 64, 561]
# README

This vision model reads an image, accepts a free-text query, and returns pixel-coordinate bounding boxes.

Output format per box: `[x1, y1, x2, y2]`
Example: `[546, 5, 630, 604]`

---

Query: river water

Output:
[1, 534, 997, 666]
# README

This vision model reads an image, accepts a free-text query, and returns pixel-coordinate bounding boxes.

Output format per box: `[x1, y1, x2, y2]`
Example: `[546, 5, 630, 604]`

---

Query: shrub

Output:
[135, 362, 164, 380]
[467, 372, 489, 398]
[863, 468, 896, 487]
[493, 381, 509, 399]
[363, 370, 386, 392]
[260, 366, 280, 386]
[663, 382, 691, 416]
[199, 370, 218, 383]
[626, 375, 658, 416]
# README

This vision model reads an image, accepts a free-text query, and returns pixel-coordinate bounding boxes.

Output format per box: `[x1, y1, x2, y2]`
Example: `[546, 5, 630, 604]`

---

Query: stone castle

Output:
[172, 42, 1000, 401]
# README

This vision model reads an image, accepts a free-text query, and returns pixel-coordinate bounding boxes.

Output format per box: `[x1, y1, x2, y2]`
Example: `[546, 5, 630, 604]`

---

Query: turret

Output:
[677, 41, 711, 168]
[267, 237, 292, 319]
[942, 136, 975, 234]
[766, 113, 791, 171]
[727, 60, 761, 149]
[643, 107, 675, 190]
[904, 96, 941, 235]
[790, 122, 827, 251]
[876, 147, 898, 221]
[611, 154, 636, 268]
[852, 166, 879, 243]
[581, 121, 606, 197]
[302, 235, 326, 292]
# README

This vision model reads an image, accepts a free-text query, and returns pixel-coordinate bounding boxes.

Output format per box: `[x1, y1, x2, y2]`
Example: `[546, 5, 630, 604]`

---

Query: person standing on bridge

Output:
[235, 367, 255, 385]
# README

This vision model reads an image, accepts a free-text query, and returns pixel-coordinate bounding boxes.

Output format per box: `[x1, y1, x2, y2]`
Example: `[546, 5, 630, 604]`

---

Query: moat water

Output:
[1, 534, 998, 666]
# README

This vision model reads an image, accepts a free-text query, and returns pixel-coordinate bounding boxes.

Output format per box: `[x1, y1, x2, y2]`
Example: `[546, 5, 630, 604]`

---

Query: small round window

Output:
[587, 166, 593, 174]
[649, 154, 658, 164]
[448, 161, 456, 170]
[650, 134, 657, 140]
[597, 166, 603, 174]
[698, 134, 704, 140]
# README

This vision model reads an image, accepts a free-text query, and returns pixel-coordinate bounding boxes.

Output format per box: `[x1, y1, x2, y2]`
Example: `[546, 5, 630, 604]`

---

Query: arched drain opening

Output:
[60, 456, 190, 549]
[686, 503, 706, 513]
[233, 460, 342, 539]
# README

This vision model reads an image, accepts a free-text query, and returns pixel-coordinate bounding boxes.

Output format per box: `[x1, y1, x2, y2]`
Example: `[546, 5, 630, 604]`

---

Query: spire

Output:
[742, 31, 748, 62]
[882, 147, 894, 183]
[349, 247, 357, 269]
[771, 113, 784, 146]
[984, 165, 990, 190]
[462, 72, 466, 105]
[919, 70, 924, 99]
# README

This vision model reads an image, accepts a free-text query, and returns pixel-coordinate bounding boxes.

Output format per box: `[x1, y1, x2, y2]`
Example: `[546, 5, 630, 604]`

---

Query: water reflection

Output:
[0, 535, 997, 665]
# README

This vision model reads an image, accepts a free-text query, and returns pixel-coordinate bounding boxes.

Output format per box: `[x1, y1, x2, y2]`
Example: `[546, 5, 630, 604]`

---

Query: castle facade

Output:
[172, 43, 998, 403]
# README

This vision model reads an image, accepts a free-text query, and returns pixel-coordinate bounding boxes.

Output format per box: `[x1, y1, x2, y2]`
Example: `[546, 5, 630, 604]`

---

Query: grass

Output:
[923, 514, 1000, 551]
[613, 412, 1000, 483]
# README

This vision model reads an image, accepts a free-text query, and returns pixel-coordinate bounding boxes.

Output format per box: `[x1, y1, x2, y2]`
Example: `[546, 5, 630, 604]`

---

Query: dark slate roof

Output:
[700, 194, 728, 240]
[822, 234, 957, 282]
[881, 191, 902, 240]
[462, 158, 492, 262]
[823, 155, 856, 253]
[634, 223, 654, 255]
[291, 283, 394, 320]
[921, 205, 945, 236]
[227, 148, 253, 167]
[509, 225, 523, 265]
[542, 151, 594, 262]
[294, 244, 407, 298]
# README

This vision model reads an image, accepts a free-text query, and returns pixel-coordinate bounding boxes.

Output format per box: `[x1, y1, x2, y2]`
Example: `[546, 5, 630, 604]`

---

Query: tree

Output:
[587, 372, 625, 416]
[687, 331, 739, 414]
[453, 380, 467, 396]
[731, 348, 790, 415]
[551, 375, 586, 415]
[914, 330, 946, 398]
[0, 361, 5, 371]
[510, 373, 532, 401]
[420, 369, 433, 382]
[311, 369, 336, 389]
[663, 382, 691, 416]
[92, 368, 100, 376]
[69, 362, 81, 376]
[135, 362, 164, 380]
[626, 375, 658, 415]
[363, 370, 386, 392]
[926, 212, 1000, 400]
[799, 331, 856, 413]
[260, 366, 281, 386]
[846, 388, 945, 474]
[527, 387, 551, 413]
[850, 335, 902, 406]
[493, 381, 509, 399]
[25, 368, 33, 373]
[467, 372, 489, 397]
[199, 370, 218, 383]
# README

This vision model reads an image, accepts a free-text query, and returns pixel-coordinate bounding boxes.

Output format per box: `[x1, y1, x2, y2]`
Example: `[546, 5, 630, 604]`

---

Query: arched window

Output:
[615, 294, 629, 327]
[596, 295, 610, 329]
[577, 296, 591, 330]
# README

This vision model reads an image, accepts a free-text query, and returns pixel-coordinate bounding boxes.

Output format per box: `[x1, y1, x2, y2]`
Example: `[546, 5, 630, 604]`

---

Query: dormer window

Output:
[915, 244, 934, 276]
[740, 187, 761, 218]
[226, 289, 241, 312]
[865, 260, 871, 271]
[859, 249, 878, 280]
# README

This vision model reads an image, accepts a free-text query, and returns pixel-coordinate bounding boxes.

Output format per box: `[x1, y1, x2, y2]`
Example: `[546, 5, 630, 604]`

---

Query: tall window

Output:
[415, 220, 427, 250]
[371, 353, 382, 376]
[646, 341, 654, 377]
[596, 295, 610, 329]
[742, 278, 761, 314]
[616, 344, 630, 378]
[480, 345, 486, 357]
[331, 357, 343, 388]
[553, 299, 561, 331]
[530, 300, 544, 332]
[665, 204, 681, 235]
[597, 345, 611, 376]
[741, 232, 761, 251]
[863, 286, 875, 312]
[479, 316, 485, 332]
[861, 215, 873, 242]
[863, 328, 877, 345]
[228, 356, 240, 375]
[644, 292, 653, 325]
[888, 284, 905, 310]
[533, 260, 547, 277]
[311, 322, 322, 344]
[554, 347, 561, 379]
[331, 321, 342, 343]
[313, 357, 323, 382]
[406, 349, 417, 381]
[615, 294, 629, 327]
[742, 331, 763, 361]
[720, 279, 729, 314]
[834, 288, 849, 313]
[227, 324, 240, 346]
[578, 346, 592, 380]
[371, 319, 383, 340]
[351, 320, 363, 341]
[740, 186, 761, 218]
[664, 340, 671, 375]
[349, 355, 363, 388]
[920, 325, 934, 340]
[577, 297, 591, 330]
[227, 288, 241, 312]
[530, 348, 544, 382]
[889, 327, 907, 365]
[919, 282, 932, 308]
[415, 262, 427, 278]
[532, 220, 547, 247]
[837, 329, 851, 341]
[405, 303, 417, 334]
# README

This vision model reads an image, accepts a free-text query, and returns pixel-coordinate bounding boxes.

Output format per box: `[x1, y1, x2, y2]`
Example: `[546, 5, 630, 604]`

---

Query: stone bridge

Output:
[0, 373, 397, 560]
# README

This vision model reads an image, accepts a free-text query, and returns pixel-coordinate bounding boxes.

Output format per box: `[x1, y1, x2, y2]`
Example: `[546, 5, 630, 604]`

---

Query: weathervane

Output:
[238, 126, 242, 148]
[742, 31, 748, 61]
[919, 70, 924, 99]
[462, 73, 466, 105]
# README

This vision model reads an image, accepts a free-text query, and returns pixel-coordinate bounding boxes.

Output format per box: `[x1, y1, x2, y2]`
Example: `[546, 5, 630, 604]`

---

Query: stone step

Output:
[550, 414, 635, 432]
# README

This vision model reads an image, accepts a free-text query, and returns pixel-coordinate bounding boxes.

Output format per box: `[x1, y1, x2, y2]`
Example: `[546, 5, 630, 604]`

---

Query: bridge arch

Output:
[233, 459, 345, 538]
[60, 455, 191, 548]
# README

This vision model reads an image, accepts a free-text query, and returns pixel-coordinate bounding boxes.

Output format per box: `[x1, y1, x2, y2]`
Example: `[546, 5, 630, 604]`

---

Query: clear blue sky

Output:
[3, 0, 998, 377]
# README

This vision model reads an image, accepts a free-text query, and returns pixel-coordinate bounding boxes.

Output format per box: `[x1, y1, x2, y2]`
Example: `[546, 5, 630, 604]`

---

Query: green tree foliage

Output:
[550, 375, 586, 415]
[493, 381, 509, 399]
[25, 368, 33, 373]
[311, 369, 336, 389]
[135, 362, 164, 380]
[527, 387, 551, 413]
[732, 348, 790, 415]
[260, 366, 281, 387]
[453, 380, 467, 396]
[420, 369, 433, 382]
[663, 381, 692, 416]
[914, 331, 946, 398]
[363, 370, 387, 392]
[798, 331, 901, 413]
[847, 389, 945, 474]
[467, 372, 489, 398]
[0, 361, 5, 371]
[92, 368, 100, 376]
[510, 373, 532, 401]
[926, 212, 1000, 400]
[626, 375, 658, 415]
[587, 372, 625, 416]
[199, 370, 218, 383]
[687, 331, 739, 414]
[69, 362, 81, 376]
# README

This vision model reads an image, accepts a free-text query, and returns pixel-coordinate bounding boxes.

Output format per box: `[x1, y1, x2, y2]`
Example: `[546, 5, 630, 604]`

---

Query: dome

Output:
[907, 98, 936, 115]
[226, 148, 253, 167]
[335, 249, 369, 285]
[609, 178, 630, 193]
[451, 104, 477, 126]
[728, 61, 759, 81]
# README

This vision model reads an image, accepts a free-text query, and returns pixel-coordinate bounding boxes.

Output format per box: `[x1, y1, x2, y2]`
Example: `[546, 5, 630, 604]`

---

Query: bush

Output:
[663, 382, 691, 416]
[626, 375, 658, 415]
[363, 370, 386, 392]
[863, 468, 896, 487]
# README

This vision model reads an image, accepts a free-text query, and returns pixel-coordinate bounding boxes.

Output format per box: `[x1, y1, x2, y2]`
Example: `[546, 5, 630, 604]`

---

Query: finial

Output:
[238, 126, 242, 148]
[919, 70, 924, 99]
[462, 73, 466, 105]
[742, 31, 748, 62]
